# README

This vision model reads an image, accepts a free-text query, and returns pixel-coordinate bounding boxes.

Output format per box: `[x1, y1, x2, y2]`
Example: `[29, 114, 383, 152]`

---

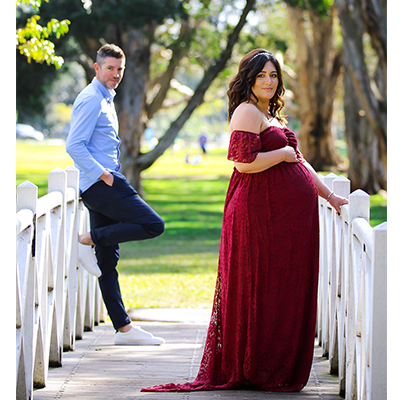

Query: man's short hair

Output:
[96, 44, 125, 65]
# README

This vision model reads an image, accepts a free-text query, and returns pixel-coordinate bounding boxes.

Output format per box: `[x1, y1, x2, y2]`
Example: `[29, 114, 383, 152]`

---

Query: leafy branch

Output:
[16, 0, 70, 69]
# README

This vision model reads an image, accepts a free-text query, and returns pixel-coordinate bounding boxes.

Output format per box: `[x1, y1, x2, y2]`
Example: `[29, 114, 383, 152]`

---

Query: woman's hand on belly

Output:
[234, 146, 300, 174]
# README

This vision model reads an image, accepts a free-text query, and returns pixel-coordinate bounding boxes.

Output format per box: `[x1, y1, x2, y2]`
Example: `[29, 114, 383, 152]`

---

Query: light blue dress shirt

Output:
[66, 77, 121, 193]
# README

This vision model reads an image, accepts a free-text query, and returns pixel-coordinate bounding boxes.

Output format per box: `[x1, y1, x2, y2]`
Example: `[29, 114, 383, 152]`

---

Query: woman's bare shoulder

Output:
[233, 102, 261, 117]
[230, 103, 262, 134]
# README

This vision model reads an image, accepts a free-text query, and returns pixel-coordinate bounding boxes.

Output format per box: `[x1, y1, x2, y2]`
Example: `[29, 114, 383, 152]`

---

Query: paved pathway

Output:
[33, 311, 341, 400]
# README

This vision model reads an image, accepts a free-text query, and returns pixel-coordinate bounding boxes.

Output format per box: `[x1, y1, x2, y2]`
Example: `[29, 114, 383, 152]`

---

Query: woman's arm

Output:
[302, 160, 348, 214]
[234, 147, 299, 173]
[230, 103, 300, 173]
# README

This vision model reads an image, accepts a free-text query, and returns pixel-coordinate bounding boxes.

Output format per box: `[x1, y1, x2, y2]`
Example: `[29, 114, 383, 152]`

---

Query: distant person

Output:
[199, 127, 208, 154]
[66, 44, 165, 346]
[142, 49, 347, 392]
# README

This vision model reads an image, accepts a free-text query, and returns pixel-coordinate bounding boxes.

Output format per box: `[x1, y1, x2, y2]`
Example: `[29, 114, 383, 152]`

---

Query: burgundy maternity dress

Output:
[142, 126, 320, 392]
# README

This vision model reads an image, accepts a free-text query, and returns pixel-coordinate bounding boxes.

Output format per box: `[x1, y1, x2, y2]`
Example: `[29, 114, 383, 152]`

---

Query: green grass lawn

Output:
[16, 141, 75, 197]
[118, 178, 228, 309]
[16, 140, 387, 309]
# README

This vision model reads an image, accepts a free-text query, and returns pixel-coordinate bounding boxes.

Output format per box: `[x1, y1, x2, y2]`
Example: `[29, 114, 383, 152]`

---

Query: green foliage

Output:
[110, 0, 186, 29]
[40, 0, 186, 48]
[16, 0, 70, 69]
[17, 0, 44, 12]
[252, 2, 294, 51]
[284, 0, 334, 17]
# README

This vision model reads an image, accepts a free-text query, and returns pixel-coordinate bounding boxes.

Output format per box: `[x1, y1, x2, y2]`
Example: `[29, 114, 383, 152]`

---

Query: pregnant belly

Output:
[274, 162, 318, 203]
[228, 162, 318, 217]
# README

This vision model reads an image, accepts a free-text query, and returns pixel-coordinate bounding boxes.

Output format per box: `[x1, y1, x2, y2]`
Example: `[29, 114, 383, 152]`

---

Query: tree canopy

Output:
[16, 0, 387, 194]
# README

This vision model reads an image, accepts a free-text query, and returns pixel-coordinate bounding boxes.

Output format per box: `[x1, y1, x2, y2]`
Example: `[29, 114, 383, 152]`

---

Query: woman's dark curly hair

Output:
[227, 49, 287, 124]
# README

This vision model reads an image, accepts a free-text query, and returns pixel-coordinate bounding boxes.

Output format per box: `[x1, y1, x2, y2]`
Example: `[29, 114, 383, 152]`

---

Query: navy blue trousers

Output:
[81, 171, 164, 330]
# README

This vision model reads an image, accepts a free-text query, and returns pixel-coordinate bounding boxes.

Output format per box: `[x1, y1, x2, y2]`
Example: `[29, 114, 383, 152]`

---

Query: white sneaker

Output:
[78, 243, 102, 278]
[114, 325, 166, 345]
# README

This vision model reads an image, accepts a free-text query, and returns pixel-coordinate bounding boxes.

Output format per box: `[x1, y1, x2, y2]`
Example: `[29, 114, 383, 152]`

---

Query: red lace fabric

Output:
[142, 126, 319, 392]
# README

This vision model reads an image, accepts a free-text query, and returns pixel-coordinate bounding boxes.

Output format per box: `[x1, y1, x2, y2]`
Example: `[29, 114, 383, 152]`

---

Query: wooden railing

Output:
[16, 166, 106, 400]
[317, 173, 387, 400]
[16, 169, 387, 399]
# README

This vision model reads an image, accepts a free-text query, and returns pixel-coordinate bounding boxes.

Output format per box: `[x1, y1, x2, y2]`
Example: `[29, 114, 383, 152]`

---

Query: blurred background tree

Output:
[283, 0, 343, 171]
[22, 0, 257, 195]
[16, 0, 387, 194]
[335, 0, 387, 193]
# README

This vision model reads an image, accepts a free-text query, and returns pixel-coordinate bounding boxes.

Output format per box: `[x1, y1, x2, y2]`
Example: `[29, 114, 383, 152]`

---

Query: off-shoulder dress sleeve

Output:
[227, 130, 262, 163]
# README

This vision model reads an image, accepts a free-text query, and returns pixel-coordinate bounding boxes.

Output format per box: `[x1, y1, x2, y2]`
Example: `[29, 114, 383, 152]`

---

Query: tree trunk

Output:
[115, 25, 155, 195]
[343, 72, 386, 193]
[335, 0, 387, 193]
[286, 6, 343, 171]
[116, 0, 256, 196]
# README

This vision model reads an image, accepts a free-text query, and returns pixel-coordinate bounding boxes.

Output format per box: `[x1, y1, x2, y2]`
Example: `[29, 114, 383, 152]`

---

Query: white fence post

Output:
[346, 189, 370, 400]
[47, 168, 67, 366]
[64, 166, 80, 351]
[75, 204, 87, 340]
[77, 206, 97, 334]
[328, 176, 351, 378]
[16, 181, 37, 400]
[333, 177, 351, 396]
[369, 222, 387, 399]
[318, 172, 337, 357]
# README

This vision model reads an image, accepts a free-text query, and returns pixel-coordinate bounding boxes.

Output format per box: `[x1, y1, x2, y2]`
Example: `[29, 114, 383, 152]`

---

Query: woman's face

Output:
[251, 61, 279, 104]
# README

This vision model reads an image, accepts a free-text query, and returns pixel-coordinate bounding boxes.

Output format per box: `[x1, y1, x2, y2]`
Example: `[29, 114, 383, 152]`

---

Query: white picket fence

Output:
[16, 166, 106, 400]
[317, 173, 387, 400]
[16, 168, 387, 399]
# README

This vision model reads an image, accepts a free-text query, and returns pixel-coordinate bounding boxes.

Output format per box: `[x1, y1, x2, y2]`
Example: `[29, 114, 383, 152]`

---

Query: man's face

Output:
[94, 57, 125, 90]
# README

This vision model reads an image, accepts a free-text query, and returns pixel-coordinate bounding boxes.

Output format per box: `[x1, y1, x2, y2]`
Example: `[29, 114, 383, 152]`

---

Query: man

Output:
[66, 44, 165, 345]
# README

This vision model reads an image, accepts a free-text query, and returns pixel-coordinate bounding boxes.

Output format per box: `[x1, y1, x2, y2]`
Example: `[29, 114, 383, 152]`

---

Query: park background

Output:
[15, 0, 389, 312]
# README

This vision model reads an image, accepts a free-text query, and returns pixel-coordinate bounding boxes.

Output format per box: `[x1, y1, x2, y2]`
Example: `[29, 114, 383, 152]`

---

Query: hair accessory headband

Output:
[249, 52, 270, 62]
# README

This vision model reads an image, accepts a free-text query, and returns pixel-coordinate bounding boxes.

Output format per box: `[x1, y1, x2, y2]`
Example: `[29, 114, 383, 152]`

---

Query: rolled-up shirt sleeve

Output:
[66, 94, 106, 182]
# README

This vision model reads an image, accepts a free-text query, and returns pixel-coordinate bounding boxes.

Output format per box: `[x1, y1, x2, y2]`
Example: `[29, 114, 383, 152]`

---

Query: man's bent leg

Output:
[81, 174, 166, 343]
[82, 172, 165, 248]
[84, 205, 131, 331]
[90, 213, 165, 343]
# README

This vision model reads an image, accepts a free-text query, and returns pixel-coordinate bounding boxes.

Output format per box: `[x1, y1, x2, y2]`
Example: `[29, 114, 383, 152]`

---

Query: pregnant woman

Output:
[142, 49, 348, 392]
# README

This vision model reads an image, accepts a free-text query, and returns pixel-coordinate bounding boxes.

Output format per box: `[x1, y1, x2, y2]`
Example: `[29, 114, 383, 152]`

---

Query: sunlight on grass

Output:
[16, 141, 74, 197]
[116, 178, 226, 308]
[119, 273, 216, 309]
[16, 140, 387, 309]
[369, 192, 387, 227]
[16, 141, 73, 173]
[118, 253, 218, 309]
[143, 150, 233, 179]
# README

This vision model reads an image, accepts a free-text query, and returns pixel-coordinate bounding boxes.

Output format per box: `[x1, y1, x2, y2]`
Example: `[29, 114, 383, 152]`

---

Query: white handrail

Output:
[318, 173, 387, 400]
[16, 169, 387, 399]
[16, 166, 105, 400]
